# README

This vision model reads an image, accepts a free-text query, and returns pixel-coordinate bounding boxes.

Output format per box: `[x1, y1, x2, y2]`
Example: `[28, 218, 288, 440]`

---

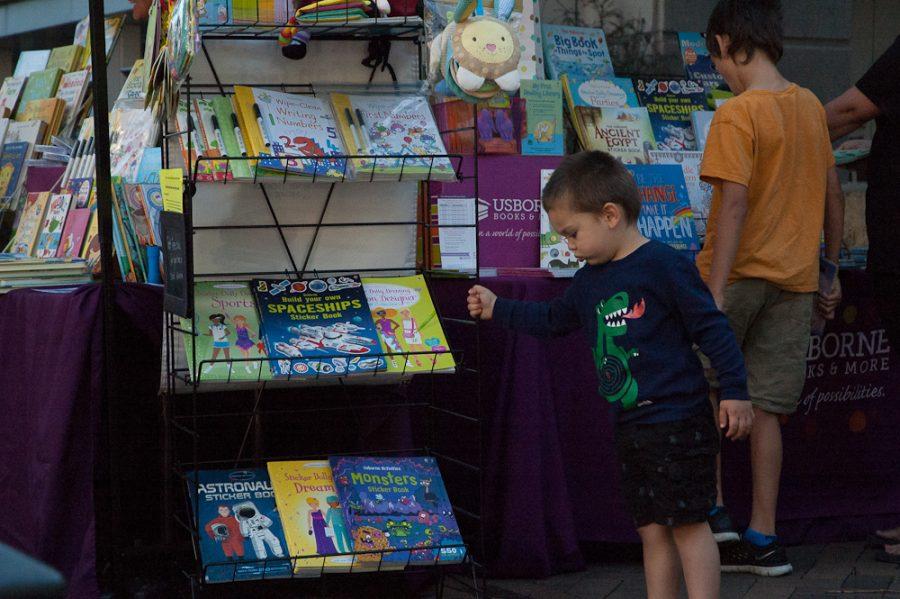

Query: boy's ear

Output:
[714, 34, 730, 58]
[601, 202, 622, 226]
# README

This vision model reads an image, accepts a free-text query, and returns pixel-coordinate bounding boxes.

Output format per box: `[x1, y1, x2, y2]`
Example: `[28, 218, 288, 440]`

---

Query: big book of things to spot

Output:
[542, 24, 614, 81]
[252, 275, 385, 378]
[187, 469, 292, 583]
[329, 456, 466, 570]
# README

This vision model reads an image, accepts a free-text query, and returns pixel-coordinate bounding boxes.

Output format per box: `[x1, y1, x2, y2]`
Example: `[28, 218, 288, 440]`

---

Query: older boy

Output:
[468, 151, 752, 599]
[697, 0, 844, 576]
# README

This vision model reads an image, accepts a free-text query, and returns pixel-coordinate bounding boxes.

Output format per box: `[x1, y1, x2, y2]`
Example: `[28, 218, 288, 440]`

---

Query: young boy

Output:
[697, 0, 844, 575]
[467, 151, 753, 599]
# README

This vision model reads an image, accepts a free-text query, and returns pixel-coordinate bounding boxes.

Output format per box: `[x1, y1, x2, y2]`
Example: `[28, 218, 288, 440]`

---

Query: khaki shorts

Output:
[701, 279, 814, 415]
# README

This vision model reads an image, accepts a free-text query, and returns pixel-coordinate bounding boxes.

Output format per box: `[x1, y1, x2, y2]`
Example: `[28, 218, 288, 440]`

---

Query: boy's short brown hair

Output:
[705, 0, 783, 64]
[541, 151, 641, 223]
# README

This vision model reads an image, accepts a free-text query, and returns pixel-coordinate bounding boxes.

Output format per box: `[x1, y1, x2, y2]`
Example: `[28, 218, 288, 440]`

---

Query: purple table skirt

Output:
[431, 269, 900, 578]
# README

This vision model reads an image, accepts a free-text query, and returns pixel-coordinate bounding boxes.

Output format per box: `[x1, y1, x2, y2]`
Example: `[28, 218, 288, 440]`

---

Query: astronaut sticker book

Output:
[329, 456, 466, 570]
[267, 461, 355, 575]
[187, 469, 292, 583]
[251, 275, 385, 378]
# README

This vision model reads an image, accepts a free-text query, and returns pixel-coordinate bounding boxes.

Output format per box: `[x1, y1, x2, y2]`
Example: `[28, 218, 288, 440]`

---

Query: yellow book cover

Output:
[8, 192, 50, 256]
[232, 0, 261, 24]
[18, 98, 65, 140]
[362, 275, 456, 374]
[560, 74, 587, 151]
[46, 45, 83, 73]
[232, 86, 267, 165]
[267, 461, 355, 575]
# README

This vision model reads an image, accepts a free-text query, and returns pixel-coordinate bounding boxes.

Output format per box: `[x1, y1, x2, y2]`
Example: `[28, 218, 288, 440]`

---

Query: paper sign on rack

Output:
[159, 168, 183, 213]
[437, 197, 477, 272]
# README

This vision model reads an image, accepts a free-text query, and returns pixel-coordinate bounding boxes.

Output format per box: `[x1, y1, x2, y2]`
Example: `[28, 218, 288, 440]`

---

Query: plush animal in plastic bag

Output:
[428, 0, 521, 102]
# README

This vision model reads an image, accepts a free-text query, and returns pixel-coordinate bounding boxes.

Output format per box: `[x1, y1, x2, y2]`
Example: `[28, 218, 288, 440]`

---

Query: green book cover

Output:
[46, 45, 82, 72]
[520, 79, 564, 156]
[17, 69, 63, 114]
[209, 97, 253, 179]
[181, 281, 273, 382]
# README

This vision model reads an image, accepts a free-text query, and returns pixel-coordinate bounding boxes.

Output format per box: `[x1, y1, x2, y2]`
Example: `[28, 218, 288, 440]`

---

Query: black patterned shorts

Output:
[615, 411, 719, 529]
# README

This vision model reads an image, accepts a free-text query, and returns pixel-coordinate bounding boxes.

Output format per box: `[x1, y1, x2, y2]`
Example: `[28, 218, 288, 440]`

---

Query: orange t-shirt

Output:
[696, 84, 835, 292]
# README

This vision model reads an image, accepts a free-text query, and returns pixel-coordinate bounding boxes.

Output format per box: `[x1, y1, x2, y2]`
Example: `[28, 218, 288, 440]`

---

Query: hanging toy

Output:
[279, 16, 311, 60]
[428, 0, 521, 102]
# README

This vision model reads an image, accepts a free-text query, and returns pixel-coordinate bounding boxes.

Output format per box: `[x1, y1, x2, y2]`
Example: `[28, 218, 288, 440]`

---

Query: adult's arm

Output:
[825, 86, 880, 141]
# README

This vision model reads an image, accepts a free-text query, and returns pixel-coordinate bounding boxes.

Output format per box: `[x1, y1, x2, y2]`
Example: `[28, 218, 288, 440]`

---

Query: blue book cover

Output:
[542, 24, 615, 81]
[186, 469, 292, 583]
[0, 141, 29, 200]
[198, 0, 231, 25]
[626, 164, 699, 251]
[634, 77, 708, 151]
[252, 275, 385, 378]
[564, 75, 640, 108]
[678, 32, 726, 94]
[520, 80, 564, 156]
[329, 456, 466, 569]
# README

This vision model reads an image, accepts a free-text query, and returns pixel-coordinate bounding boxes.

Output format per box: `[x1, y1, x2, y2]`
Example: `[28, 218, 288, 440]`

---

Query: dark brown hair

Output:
[706, 0, 784, 64]
[541, 151, 641, 223]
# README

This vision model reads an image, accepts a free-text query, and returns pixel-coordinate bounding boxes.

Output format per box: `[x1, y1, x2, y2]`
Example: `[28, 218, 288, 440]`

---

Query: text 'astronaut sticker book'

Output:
[187, 469, 292, 582]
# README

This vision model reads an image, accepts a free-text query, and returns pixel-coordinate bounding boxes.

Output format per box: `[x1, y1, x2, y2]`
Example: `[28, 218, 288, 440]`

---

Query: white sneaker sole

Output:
[714, 531, 740, 543]
[721, 563, 794, 577]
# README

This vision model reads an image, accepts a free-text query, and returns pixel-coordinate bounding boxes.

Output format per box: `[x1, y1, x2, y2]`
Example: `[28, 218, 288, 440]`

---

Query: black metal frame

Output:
[161, 15, 485, 597]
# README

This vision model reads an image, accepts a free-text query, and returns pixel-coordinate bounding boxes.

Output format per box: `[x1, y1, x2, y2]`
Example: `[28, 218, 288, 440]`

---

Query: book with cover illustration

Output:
[7, 192, 49, 256]
[562, 75, 639, 109]
[55, 207, 91, 259]
[34, 193, 73, 259]
[55, 70, 91, 138]
[474, 95, 524, 155]
[13, 50, 50, 78]
[123, 184, 156, 247]
[330, 93, 454, 180]
[210, 96, 254, 179]
[46, 45, 84, 73]
[187, 468, 292, 583]
[575, 106, 655, 164]
[634, 77, 707, 151]
[542, 24, 614, 81]
[626, 164, 698, 251]
[539, 169, 582, 271]
[0, 77, 27, 118]
[691, 110, 714, 151]
[136, 148, 162, 183]
[515, 0, 545, 81]
[17, 69, 64, 115]
[80, 209, 101, 273]
[175, 99, 221, 181]
[252, 88, 347, 179]
[648, 150, 712, 240]
[329, 456, 466, 570]
[0, 141, 28, 200]
[267, 461, 355, 575]
[68, 177, 93, 209]
[432, 98, 475, 155]
[17, 98, 65, 141]
[520, 80, 564, 156]
[140, 182, 163, 245]
[678, 32, 726, 97]
[251, 276, 384, 378]
[361, 275, 456, 374]
[193, 98, 233, 181]
[182, 281, 273, 382]
[199, 0, 232, 24]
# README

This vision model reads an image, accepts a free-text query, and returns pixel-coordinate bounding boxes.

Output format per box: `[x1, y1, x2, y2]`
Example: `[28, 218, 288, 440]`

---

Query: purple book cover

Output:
[24, 165, 66, 194]
[432, 155, 564, 268]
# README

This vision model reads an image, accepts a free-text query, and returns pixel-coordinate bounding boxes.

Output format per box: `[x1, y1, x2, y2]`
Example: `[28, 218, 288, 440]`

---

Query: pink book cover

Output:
[55, 206, 91, 259]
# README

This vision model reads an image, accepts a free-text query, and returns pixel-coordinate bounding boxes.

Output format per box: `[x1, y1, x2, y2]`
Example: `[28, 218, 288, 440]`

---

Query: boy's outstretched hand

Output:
[468, 285, 497, 320]
[719, 399, 753, 440]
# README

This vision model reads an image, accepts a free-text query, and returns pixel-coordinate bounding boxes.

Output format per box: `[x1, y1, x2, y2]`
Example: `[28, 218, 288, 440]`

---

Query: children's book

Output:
[123, 184, 156, 247]
[140, 182, 164, 245]
[691, 110, 714, 151]
[634, 77, 707, 151]
[626, 164, 699, 251]
[575, 106, 655, 164]
[252, 276, 385, 378]
[193, 98, 233, 181]
[135, 147, 162, 183]
[677, 32, 727, 97]
[111, 177, 144, 282]
[474, 95, 523, 155]
[329, 456, 466, 570]
[210, 96, 254, 179]
[648, 150, 712, 240]
[267, 461, 356, 575]
[231, 86, 267, 164]
[34, 193, 73, 259]
[562, 75, 639, 109]
[432, 98, 476, 155]
[361, 275, 456, 374]
[539, 169, 582, 271]
[199, 0, 232, 24]
[13, 50, 50, 78]
[520, 79, 564, 156]
[175, 99, 220, 182]
[542, 24, 614, 81]
[17, 98, 66, 140]
[113, 59, 146, 110]
[252, 88, 347, 179]
[7, 192, 49, 256]
[514, 0, 545, 81]
[187, 468, 292, 583]
[80, 209, 101, 273]
[0, 77, 27, 118]
[55, 70, 91, 138]
[330, 93, 454, 181]
[68, 177, 94, 210]
[0, 141, 29, 200]
[46, 45, 84, 73]
[55, 207, 91, 259]
[181, 281, 273, 382]
[17, 69, 64, 115]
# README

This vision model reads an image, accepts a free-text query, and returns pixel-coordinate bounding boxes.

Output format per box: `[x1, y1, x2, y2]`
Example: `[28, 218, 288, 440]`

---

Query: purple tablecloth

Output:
[431, 269, 900, 578]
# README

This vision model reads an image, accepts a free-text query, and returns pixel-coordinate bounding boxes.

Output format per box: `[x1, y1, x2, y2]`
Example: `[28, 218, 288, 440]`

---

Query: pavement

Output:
[440, 542, 900, 598]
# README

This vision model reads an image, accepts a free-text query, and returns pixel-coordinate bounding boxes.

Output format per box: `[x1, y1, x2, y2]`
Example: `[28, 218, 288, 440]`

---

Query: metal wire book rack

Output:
[160, 14, 486, 597]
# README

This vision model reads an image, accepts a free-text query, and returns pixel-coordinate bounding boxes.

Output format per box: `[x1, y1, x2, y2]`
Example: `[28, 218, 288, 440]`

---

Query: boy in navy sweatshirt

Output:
[467, 151, 753, 599]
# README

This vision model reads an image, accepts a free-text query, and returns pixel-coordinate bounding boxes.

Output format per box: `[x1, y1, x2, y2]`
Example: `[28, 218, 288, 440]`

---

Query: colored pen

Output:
[78, 138, 94, 179]
[210, 114, 227, 156]
[231, 112, 247, 156]
[252, 103, 271, 147]
[354, 108, 369, 152]
[344, 107, 362, 153]
[188, 113, 205, 156]
[61, 139, 82, 187]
